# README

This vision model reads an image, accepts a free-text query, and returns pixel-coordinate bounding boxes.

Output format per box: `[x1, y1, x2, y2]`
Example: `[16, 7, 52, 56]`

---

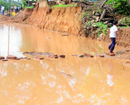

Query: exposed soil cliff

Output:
[26, 4, 82, 35]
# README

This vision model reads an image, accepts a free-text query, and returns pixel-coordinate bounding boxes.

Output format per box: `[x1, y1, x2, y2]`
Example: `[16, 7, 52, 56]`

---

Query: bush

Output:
[106, 0, 130, 15]
[25, 6, 34, 9]
[22, 0, 27, 7]
[92, 22, 108, 36]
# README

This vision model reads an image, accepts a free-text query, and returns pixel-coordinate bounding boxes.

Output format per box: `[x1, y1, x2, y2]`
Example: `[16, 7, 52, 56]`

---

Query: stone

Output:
[110, 53, 115, 56]
[84, 53, 94, 57]
[16, 58, 20, 60]
[0, 56, 5, 60]
[59, 55, 65, 58]
[96, 55, 104, 57]
[79, 55, 84, 57]
[1, 59, 8, 61]
[23, 57, 27, 59]
[6, 55, 17, 59]
[33, 57, 44, 60]
[38, 57, 44, 60]
[27, 58, 31, 60]
[47, 55, 58, 59]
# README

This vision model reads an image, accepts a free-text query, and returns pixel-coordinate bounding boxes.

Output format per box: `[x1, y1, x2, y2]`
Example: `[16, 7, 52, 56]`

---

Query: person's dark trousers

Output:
[109, 38, 116, 52]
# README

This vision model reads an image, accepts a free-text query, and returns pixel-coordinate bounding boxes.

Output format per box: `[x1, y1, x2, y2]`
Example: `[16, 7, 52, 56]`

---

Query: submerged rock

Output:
[32, 57, 44, 60]
[6, 55, 17, 59]
[59, 55, 65, 58]
[0, 56, 5, 60]
[47, 55, 58, 59]
[16, 58, 20, 60]
[96, 55, 105, 57]
[79, 55, 84, 57]
[1, 59, 8, 61]
[84, 53, 94, 57]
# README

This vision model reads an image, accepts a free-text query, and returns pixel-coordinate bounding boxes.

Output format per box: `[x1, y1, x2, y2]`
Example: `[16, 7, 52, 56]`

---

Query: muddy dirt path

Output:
[0, 24, 130, 105]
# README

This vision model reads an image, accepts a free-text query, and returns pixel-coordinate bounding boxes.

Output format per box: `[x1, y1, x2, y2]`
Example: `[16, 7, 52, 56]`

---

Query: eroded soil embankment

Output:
[26, 5, 82, 35]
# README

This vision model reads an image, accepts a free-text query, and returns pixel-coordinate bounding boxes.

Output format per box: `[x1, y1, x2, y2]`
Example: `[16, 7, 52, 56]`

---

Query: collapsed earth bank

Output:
[26, 4, 82, 36]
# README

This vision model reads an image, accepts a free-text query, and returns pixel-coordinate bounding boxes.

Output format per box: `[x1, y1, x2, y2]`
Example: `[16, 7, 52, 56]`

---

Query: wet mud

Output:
[0, 24, 130, 104]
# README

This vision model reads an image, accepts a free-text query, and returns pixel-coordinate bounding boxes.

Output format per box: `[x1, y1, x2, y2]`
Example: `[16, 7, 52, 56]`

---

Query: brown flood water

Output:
[0, 24, 130, 105]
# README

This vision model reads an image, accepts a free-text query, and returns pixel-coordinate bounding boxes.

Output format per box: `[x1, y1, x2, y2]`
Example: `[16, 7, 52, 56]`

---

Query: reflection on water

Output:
[0, 24, 130, 105]
[0, 25, 22, 57]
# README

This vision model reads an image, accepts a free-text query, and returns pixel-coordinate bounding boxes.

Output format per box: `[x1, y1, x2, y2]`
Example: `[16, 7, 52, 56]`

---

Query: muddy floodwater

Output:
[0, 24, 130, 105]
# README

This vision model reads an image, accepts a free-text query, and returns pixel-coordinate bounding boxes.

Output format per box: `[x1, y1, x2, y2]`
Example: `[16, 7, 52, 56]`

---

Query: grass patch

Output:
[25, 6, 34, 9]
[92, 22, 108, 36]
[51, 4, 77, 9]
[81, 12, 87, 18]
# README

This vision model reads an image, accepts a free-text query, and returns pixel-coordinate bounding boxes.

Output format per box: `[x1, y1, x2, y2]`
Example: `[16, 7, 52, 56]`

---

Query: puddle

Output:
[0, 24, 130, 105]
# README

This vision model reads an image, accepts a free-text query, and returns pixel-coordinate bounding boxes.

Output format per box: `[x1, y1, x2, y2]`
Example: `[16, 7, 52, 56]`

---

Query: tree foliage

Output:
[106, 0, 130, 15]
[0, 0, 9, 11]
[22, 0, 27, 7]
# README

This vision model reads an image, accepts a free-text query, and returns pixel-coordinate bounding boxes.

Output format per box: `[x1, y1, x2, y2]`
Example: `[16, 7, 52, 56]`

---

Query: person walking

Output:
[1, 4, 5, 15]
[11, 6, 14, 13]
[15, 5, 18, 13]
[108, 20, 118, 53]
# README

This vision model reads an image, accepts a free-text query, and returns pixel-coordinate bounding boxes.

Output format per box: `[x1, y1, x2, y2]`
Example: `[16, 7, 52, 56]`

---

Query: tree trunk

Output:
[100, 9, 106, 20]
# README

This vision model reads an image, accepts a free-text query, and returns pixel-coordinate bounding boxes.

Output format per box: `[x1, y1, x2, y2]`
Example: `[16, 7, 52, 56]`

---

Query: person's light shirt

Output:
[1, 6, 4, 11]
[110, 25, 118, 38]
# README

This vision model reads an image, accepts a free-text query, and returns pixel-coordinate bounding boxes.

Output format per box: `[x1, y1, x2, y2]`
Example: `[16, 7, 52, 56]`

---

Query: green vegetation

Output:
[81, 12, 87, 18]
[118, 25, 129, 28]
[0, 0, 9, 11]
[25, 6, 34, 9]
[87, 8, 91, 11]
[51, 4, 77, 9]
[89, 14, 92, 18]
[92, 22, 108, 36]
[22, 0, 27, 7]
[106, 0, 130, 15]
[122, 17, 130, 24]
[94, 2, 97, 8]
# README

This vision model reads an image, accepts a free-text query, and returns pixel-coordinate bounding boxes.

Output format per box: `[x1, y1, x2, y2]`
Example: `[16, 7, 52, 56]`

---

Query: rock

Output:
[47, 55, 58, 59]
[84, 53, 94, 57]
[105, 52, 115, 56]
[0, 56, 5, 60]
[79, 55, 84, 57]
[23, 57, 27, 59]
[96, 55, 105, 57]
[6, 55, 17, 59]
[33, 57, 44, 60]
[23, 52, 28, 54]
[59, 55, 65, 58]
[16, 58, 20, 60]
[104, 21, 108, 24]
[38, 57, 44, 60]
[95, 12, 100, 16]
[27, 58, 31, 60]
[1, 59, 8, 61]
[110, 53, 115, 56]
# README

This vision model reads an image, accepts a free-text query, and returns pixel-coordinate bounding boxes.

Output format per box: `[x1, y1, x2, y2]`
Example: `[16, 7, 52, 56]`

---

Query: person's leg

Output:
[108, 38, 113, 49]
[110, 38, 116, 52]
